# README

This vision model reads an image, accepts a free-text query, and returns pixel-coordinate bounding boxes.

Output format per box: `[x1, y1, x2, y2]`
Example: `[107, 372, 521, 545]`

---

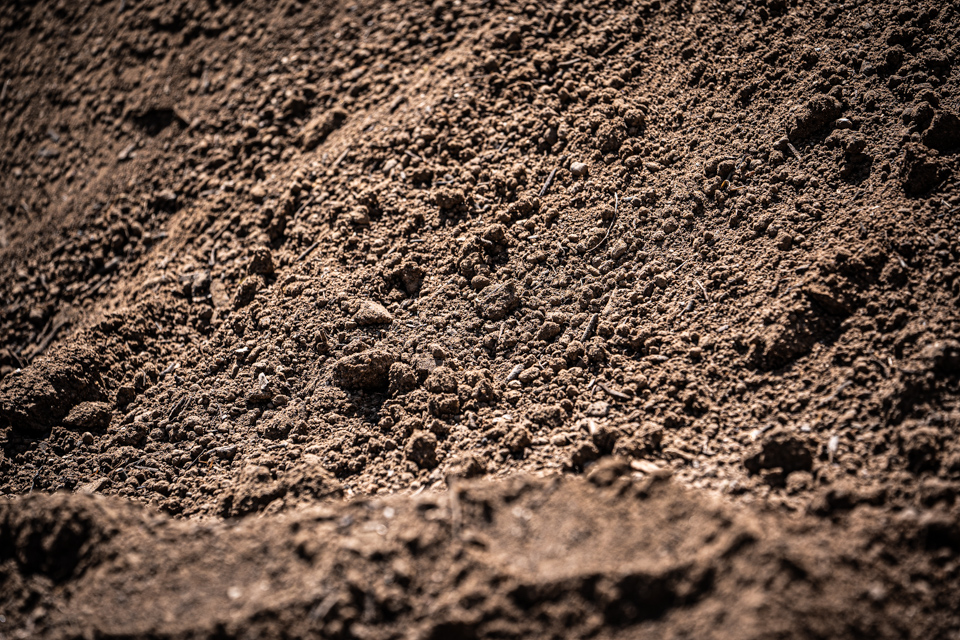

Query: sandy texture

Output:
[2, 0, 960, 636]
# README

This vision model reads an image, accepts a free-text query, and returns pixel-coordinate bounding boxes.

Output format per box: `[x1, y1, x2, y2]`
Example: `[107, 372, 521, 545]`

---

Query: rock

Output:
[301, 108, 348, 150]
[471, 275, 491, 291]
[354, 301, 394, 326]
[333, 349, 396, 391]
[213, 445, 238, 460]
[406, 430, 438, 469]
[570, 162, 589, 177]
[743, 428, 813, 475]
[477, 279, 519, 321]
[517, 367, 539, 385]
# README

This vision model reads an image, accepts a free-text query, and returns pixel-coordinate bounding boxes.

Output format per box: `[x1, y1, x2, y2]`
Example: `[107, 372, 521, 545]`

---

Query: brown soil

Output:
[1, 0, 960, 636]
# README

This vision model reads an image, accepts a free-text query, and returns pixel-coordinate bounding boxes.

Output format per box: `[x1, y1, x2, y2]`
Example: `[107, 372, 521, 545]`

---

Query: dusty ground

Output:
[1, 0, 960, 637]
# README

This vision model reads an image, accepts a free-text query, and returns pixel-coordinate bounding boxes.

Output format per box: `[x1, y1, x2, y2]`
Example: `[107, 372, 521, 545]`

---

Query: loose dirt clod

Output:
[2, 0, 960, 636]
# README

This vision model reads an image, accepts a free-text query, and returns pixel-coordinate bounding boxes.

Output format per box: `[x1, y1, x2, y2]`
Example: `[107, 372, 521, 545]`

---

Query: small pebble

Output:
[570, 161, 589, 177]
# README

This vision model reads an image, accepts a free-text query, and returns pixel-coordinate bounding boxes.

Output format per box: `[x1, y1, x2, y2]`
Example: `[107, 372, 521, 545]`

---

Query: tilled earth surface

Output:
[2, 0, 960, 636]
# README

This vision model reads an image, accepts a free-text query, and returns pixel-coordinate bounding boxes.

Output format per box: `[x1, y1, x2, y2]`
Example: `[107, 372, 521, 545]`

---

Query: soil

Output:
[1, 0, 960, 637]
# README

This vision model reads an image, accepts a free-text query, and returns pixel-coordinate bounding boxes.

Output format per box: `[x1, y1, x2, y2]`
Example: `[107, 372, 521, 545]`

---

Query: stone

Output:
[354, 300, 394, 326]
[477, 280, 519, 321]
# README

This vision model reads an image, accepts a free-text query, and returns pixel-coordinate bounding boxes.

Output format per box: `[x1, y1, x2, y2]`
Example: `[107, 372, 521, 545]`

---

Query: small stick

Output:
[539, 166, 558, 197]
[598, 382, 631, 401]
[580, 313, 598, 343]
[159, 362, 179, 379]
[695, 279, 709, 302]
[586, 377, 597, 390]
[599, 40, 625, 58]
[167, 394, 189, 420]
[332, 148, 350, 168]
[388, 95, 406, 113]
[787, 143, 801, 159]
[293, 196, 315, 219]
[505, 363, 523, 383]
[27, 318, 68, 362]
[558, 58, 581, 67]
[297, 240, 320, 262]
[816, 379, 853, 408]
[539, 154, 568, 198]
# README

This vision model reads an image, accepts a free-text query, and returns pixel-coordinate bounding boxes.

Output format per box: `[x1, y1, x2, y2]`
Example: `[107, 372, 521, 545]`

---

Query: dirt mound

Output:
[3, 471, 957, 639]
[2, 0, 960, 634]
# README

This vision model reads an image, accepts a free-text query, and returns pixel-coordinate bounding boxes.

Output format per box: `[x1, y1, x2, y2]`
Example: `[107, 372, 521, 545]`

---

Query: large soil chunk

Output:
[354, 300, 394, 326]
[0, 345, 106, 432]
[900, 142, 947, 193]
[333, 349, 396, 391]
[744, 429, 814, 476]
[477, 280, 519, 321]
[300, 108, 347, 150]
[788, 94, 842, 139]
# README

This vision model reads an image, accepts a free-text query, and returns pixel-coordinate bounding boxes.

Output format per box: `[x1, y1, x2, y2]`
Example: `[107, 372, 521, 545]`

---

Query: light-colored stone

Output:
[354, 300, 394, 326]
